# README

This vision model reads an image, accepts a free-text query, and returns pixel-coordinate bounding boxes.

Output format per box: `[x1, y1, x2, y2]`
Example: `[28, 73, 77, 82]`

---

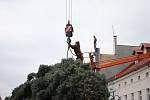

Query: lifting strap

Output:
[66, 0, 73, 58]
[66, 0, 72, 24]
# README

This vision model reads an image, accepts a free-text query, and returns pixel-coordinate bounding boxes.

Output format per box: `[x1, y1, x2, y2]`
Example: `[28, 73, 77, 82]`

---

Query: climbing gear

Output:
[67, 37, 71, 44]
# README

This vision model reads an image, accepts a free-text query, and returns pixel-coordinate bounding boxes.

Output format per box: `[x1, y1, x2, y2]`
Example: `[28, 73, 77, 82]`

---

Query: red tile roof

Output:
[109, 58, 150, 81]
[100, 54, 116, 64]
[107, 43, 150, 81]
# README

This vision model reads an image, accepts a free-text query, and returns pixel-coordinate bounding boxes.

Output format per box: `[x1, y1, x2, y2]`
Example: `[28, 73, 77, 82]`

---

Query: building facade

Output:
[108, 64, 150, 100]
[107, 43, 150, 100]
[98, 36, 150, 100]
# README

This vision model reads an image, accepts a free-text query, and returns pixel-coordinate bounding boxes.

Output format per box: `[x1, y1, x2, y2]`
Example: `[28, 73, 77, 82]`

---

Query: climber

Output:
[89, 53, 96, 69]
[68, 41, 83, 61]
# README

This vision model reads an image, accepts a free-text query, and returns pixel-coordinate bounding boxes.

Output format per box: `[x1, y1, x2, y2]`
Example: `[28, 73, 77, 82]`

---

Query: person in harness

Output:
[65, 20, 74, 38]
[68, 41, 84, 61]
[89, 53, 96, 69]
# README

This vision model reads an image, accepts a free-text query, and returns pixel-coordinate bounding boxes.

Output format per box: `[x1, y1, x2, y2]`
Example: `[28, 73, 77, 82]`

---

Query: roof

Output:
[100, 45, 137, 79]
[115, 44, 138, 57]
[100, 54, 116, 64]
[109, 58, 150, 81]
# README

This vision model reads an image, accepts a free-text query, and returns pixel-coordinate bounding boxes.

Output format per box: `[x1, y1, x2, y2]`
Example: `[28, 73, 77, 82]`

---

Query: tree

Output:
[0, 96, 2, 100]
[27, 73, 36, 81]
[6, 58, 109, 100]
[36, 65, 51, 78]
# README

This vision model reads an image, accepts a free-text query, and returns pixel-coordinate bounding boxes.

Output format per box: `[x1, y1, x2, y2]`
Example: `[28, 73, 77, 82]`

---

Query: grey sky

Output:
[0, 0, 150, 99]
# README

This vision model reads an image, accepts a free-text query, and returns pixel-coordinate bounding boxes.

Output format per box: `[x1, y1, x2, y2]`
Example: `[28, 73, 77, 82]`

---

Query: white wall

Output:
[108, 65, 150, 100]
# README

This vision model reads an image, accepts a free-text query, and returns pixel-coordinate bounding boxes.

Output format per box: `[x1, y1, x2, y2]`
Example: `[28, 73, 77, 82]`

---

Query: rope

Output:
[67, 46, 70, 58]
[68, 0, 70, 21]
[66, 46, 76, 58]
[66, 0, 68, 24]
[66, 38, 71, 58]
[70, 0, 72, 23]
[66, 0, 72, 23]
[66, 0, 73, 58]
[69, 48, 76, 56]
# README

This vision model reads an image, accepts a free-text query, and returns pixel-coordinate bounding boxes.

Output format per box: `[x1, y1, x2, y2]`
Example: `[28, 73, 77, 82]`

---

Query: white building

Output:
[108, 63, 150, 100]
[108, 43, 150, 100]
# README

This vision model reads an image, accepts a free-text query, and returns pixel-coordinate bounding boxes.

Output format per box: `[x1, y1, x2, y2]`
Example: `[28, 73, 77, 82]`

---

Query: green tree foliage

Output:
[27, 73, 36, 81]
[36, 65, 51, 78]
[5, 96, 10, 100]
[6, 58, 109, 100]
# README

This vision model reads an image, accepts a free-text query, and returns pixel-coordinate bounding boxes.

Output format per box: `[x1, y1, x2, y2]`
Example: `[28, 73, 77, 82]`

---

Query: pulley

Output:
[65, 20, 73, 38]
[65, 0, 73, 38]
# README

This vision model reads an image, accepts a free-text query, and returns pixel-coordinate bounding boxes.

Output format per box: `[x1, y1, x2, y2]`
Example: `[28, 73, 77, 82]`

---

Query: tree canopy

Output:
[6, 58, 109, 100]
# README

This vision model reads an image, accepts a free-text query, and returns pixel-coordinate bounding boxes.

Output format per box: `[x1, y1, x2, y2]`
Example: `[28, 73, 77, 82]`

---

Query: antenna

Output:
[112, 24, 115, 36]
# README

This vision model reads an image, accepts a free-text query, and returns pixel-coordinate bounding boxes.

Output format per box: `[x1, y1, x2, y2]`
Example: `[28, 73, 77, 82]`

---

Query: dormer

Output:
[132, 47, 143, 64]
[140, 43, 150, 54]
[132, 47, 143, 56]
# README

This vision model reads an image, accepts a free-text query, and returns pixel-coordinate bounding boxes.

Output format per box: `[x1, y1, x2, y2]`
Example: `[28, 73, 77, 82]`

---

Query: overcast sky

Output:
[0, 0, 150, 99]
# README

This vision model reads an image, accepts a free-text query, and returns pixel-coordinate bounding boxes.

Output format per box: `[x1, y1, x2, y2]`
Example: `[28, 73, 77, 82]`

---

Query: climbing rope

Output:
[66, 0, 73, 58]
[67, 38, 71, 58]
[66, 0, 72, 24]
[66, 0, 68, 24]
[69, 48, 76, 56]
[66, 37, 76, 58]
[70, 0, 72, 23]
[67, 45, 70, 58]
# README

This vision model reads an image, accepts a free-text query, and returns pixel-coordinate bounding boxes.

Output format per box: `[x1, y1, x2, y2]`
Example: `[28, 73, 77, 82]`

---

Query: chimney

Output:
[94, 48, 100, 73]
[113, 35, 117, 46]
[113, 35, 117, 54]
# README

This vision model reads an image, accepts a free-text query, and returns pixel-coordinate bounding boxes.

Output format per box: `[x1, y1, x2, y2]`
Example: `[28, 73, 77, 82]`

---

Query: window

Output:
[124, 95, 127, 100]
[124, 82, 127, 85]
[119, 97, 121, 100]
[147, 88, 150, 100]
[131, 93, 134, 100]
[146, 72, 149, 77]
[118, 84, 121, 87]
[138, 76, 141, 80]
[131, 79, 133, 83]
[138, 91, 142, 100]
[135, 60, 138, 64]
